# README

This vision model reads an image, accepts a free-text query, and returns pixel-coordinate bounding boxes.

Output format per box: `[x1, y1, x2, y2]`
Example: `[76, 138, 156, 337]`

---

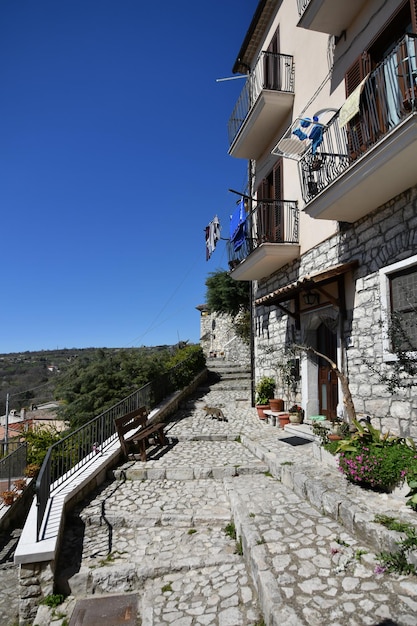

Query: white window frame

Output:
[379, 254, 417, 362]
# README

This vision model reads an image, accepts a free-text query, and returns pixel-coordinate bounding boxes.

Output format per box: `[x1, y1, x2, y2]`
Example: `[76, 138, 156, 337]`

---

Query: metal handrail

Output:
[35, 353, 204, 540]
[299, 33, 417, 202]
[227, 199, 299, 268]
[0, 442, 27, 491]
[228, 50, 295, 147]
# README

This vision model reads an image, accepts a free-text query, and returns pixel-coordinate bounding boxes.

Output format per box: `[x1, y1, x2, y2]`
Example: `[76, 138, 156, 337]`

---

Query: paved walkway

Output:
[2, 361, 417, 625]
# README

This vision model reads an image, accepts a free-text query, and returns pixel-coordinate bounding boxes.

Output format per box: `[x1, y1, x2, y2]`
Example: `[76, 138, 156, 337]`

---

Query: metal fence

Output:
[35, 354, 204, 540]
[228, 50, 295, 147]
[0, 443, 27, 491]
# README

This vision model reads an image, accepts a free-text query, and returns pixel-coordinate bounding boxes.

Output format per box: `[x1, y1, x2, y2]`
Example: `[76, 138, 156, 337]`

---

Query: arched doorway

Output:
[317, 322, 338, 420]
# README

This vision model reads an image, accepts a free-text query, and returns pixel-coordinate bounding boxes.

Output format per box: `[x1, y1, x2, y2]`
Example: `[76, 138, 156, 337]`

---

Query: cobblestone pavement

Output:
[3, 362, 417, 625]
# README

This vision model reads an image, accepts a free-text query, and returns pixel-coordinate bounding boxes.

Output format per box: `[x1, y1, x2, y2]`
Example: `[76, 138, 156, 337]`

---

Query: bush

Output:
[255, 377, 276, 405]
[338, 443, 417, 492]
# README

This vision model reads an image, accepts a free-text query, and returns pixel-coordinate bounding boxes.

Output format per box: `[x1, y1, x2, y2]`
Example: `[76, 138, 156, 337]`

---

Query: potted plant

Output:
[1, 490, 16, 506]
[269, 397, 284, 412]
[289, 404, 304, 424]
[255, 376, 276, 418]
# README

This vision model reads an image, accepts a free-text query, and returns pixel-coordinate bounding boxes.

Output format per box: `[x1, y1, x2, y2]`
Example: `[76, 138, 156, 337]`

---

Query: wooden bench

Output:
[114, 406, 168, 461]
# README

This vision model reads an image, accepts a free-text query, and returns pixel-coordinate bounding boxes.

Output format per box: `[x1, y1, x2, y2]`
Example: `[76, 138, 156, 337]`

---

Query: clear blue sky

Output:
[0, 1, 254, 353]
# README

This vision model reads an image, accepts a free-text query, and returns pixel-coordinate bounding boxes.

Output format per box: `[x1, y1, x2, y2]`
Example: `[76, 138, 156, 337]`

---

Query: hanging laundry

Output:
[309, 118, 323, 154]
[292, 115, 323, 154]
[230, 199, 246, 252]
[205, 215, 221, 260]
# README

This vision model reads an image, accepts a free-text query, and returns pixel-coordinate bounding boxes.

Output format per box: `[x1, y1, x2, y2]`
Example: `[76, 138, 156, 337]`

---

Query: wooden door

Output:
[317, 323, 338, 420]
[257, 162, 283, 243]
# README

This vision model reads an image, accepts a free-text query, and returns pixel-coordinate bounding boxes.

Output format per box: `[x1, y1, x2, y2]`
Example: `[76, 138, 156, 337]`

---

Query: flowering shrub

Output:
[338, 443, 417, 492]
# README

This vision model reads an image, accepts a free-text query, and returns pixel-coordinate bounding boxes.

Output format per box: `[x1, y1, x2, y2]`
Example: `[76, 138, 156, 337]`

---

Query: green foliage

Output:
[166, 345, 206, 388]
[374, 515, 417, 575]
[405, 469, 417, 510]
[205, 270, 250, 318]
[40, 594, 65, 608]
[24, 427, 64, 466]
[55, 348, 172, 427]
[223, 521, 237, 540]
[255, 376, 276, 405]
[365, 312, 417, 394]
[53, 345, 205, 429]
[337, 421, 417, 494]
[312, 423, 329, 445]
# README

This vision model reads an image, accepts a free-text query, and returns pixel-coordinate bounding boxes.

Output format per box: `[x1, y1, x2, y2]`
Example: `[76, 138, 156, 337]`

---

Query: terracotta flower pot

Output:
[256, 404, 270, 419]
[328, 433, 342, 441]
[269, 398, 284, 412]
[278, 413, 290, 428]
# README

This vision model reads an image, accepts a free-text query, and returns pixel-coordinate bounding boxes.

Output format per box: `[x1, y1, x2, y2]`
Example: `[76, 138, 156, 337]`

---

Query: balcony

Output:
[296, 35, 417, 222]
[296, 0, 364, 35]
[228, 200, 299, 281]
[228, 51, 295, 159]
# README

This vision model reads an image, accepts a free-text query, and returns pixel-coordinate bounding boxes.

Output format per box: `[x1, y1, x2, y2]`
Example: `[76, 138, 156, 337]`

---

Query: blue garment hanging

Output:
[230, 199, 246, 252]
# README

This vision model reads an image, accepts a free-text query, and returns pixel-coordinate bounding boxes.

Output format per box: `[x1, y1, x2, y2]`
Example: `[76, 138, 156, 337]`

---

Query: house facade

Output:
[226, 0, 417, 437]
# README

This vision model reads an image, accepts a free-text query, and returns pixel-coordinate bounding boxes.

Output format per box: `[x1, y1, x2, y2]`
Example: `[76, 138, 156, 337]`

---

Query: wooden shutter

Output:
[410, 0, 417, 32]
[272, 161, 283, 242]
[345, 54, 371, 159]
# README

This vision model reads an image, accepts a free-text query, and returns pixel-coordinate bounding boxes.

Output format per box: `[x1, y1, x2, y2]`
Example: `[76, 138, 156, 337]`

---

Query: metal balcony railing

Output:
[296, 0, 311, 16]
[299, 34, 417, 203]
[228, 51, 295, 147]
[227, 200, 299, 268]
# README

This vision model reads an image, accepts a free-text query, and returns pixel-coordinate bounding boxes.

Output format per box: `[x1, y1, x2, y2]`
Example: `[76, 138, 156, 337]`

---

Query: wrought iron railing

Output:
[296, 0, 311, 16]
[0, 442, 27, 492]
[35, 354, 205, 540]
[299, 34, 417, 203]
[227, 200, 299, 268]
[228, 50, 295, 147]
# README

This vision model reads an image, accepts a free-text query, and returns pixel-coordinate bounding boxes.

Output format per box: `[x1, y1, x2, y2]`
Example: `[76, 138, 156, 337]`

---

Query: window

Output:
[390, 266, 417, 349]
[379, 256, 417, 358]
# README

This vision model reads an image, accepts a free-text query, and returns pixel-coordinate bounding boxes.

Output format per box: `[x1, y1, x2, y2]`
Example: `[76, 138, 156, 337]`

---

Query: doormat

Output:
[280, 436, 313, 447]
[69, 593, 138, 625]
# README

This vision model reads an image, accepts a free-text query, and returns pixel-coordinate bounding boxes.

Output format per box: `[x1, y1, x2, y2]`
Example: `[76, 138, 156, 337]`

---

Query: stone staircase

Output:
[203, 357, 252, 397]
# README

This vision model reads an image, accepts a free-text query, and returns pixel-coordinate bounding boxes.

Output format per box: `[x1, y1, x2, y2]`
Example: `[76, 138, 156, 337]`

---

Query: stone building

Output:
[196, 304, 250, 364]
[224, 0, 417, 436]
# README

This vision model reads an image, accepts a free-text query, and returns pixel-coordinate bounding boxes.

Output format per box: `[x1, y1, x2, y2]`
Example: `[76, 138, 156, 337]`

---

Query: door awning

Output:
[255, 260, 358, 307]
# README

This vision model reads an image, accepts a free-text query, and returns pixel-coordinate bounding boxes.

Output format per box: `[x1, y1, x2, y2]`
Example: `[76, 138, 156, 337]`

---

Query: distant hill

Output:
[0, 346, 172, 415]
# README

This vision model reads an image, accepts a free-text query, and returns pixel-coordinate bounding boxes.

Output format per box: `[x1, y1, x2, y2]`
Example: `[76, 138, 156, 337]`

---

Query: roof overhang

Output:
[232, 0, 278, 74]
[255, 260, 359, 309]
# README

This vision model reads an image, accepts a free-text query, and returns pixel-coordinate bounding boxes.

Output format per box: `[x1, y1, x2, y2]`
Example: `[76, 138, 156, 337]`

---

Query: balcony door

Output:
[345, 1, 417, 158]
[264, 27, 281, 90]
[257, 162, 283, 244]
[317, 323, 338, 421]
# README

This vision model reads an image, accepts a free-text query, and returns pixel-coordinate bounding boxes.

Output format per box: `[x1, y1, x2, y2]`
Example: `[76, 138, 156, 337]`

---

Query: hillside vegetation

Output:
[0, 344, 204, 426]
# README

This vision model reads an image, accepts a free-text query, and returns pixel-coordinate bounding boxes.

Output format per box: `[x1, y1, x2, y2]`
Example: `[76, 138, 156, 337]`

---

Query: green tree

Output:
[205, 270, 251, 343]
[55, 348, 172, 427]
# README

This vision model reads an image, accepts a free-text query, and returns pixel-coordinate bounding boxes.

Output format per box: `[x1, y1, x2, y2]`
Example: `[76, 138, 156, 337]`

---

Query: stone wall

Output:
[253, 186, 417, 437]
[198, 307, 250, 365]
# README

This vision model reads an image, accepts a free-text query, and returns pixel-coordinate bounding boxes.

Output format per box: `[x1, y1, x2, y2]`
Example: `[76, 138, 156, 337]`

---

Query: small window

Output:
[389, 266, 417, 350]
[380, 256, 417, 358]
